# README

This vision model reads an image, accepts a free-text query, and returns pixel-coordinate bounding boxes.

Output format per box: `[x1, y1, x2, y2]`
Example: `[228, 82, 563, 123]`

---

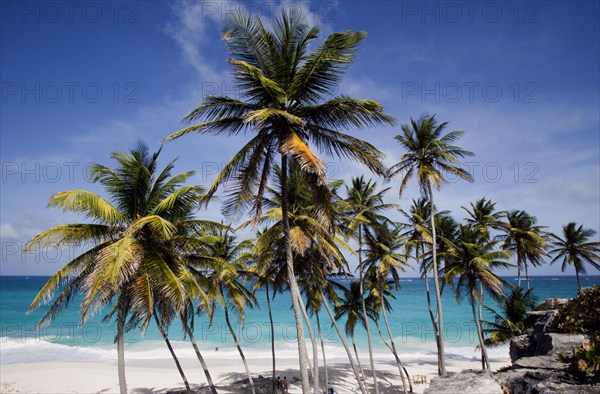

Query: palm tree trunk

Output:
[428, 185, 446, 376]
[316, 312, 329, 394]
[471, 294, 490, 371]
[222, 291, 256, 394]
[576, 270, 582, 292]
[517, 257, 521, 288]
[381, 304, 410, 393]
[182, 320, 218, 394]
[319, 287, 366, 394]
[424, 267, 442, 375]
[421, 246, 442, 376]
[374, 319, 408, 394]
[281, 153, 311, 393]
[477, 282, 488, 370]
[117, 297, 127, 394]
[266, 282, 277, 393]
[297, 294, 319, 393]
[154, 313, 191, 393]
[524, 263, 530, 290]
[352, 335, 365, 384]
[357, 226, 379, 393]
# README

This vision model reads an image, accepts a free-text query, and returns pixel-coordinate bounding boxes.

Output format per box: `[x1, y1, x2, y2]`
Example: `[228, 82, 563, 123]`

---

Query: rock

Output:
[529, 381, 600, 393]
[424, 370, 503, 394]
[538, 297, 570, 310]
[525, 310, 559, 335]
[510, 334, 533, 363]
[510, 331, 584, 363]
[513, 355, 569, 370]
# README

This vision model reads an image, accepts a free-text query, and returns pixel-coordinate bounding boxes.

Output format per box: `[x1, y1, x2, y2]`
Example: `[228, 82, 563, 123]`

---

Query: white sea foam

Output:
[0, 336, 508, 365]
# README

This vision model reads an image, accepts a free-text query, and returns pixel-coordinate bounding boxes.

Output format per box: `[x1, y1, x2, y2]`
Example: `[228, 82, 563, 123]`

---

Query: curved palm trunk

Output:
[524, 263, 530, 290]
[357, 227, 379, 393]
[381, 304, 410, 393]
[319, 287, 366, 394]
[117, 298, 127, 394]
[281, 154, 311, 393]
[471, 293, 490, 371]
[374, 321, 408, 394]
[428, 186, 446, 376]
[575, 270, 582, 292]
[183, 320, 218, 394]
[420, 245, 442, 376]
[297, 294, 319, 393]
[477, 282, 488, 370]
[154, 314, 191, 393]
[352, 335, 365, 384]
[222, 292, 256, 394]
[316, 312, 329, 394]
[424, 258, 442, 375]
[266, 283, 277, 393]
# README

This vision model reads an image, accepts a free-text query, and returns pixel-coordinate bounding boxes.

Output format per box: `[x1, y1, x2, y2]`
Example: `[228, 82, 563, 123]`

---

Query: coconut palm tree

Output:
[390, 114, 474, 375]
[334, 280, 378, 386]
[190, 228, 257, 394]
[445, 225, 512, 370]
[501, 210, 547, 289]
[482, 286, 536, 346]
[25, 142, 211, 394]
[341, 176, 396, 393]
[363, 225, 412, 394]
[164, 10, 393, 392]
[548, 223, 600, 291]
[462, 198, 504, 241]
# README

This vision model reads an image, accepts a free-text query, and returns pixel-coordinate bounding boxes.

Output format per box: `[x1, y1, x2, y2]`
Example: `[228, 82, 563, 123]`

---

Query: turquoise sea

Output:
[1, 275, 598, 365]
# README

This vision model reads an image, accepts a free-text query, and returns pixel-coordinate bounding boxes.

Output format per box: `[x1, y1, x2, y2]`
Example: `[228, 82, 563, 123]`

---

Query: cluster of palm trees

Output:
[27, 8, 599, 394]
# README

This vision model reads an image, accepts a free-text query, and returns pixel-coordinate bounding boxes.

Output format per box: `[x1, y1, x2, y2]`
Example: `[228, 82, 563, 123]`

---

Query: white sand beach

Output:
[0, 352, 511, 393]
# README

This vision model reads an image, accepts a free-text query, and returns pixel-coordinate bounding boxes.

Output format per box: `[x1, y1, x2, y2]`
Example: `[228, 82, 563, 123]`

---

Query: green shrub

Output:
[554, 286, 600, 383]
[554, 286, 600, 340]
[559, 341, 600, 382]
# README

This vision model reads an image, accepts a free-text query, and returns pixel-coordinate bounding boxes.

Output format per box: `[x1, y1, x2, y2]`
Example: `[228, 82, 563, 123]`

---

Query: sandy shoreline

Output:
[0, 352, 511, 393]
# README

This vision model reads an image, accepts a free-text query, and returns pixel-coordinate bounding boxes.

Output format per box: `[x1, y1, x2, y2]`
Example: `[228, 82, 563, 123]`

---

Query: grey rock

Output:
[513, 355, 568, 371]
[425, 370, 503, 394]
[510, 331, 584, 363]
[539, 297, 570, 310]
[529, 381, 600, 393]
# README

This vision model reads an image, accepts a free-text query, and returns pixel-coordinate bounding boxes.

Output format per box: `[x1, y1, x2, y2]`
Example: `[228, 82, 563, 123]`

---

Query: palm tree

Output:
[25, 142, 209, 394]
[248, 163, 350, 391]
[462, 198, 504, 241]
[342, 177, 395, 393]
[445, 225, 512, 370]
[191, 228, 257, 394]
[501, 210, 547, 289]
[363, 225, 412, 394]
[319, 281, 367, 394]
[482, 286, 536, 346]
[549, 223, 600, 291]
[164, 10, 393, 392]
[334, 280, 377, 386]
[390, 114, 474, 375]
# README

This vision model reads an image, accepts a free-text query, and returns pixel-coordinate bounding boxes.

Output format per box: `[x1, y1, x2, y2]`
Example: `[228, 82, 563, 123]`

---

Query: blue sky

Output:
[1, 0, 599, 277]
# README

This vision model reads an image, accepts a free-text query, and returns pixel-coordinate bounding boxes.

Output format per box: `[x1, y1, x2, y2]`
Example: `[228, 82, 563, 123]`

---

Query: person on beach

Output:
[282, 376, 289, 393]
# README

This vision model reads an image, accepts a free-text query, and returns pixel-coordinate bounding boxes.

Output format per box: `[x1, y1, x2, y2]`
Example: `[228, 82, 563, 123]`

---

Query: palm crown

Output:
[26, 142, 208, 330]
[164, 9, 394, 221]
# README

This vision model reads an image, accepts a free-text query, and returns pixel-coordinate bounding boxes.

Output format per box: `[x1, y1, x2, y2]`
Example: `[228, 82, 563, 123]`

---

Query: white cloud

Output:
[0, 223, 19, 239]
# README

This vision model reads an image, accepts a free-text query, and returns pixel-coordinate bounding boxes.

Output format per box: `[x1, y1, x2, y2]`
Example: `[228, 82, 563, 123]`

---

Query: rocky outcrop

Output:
[425, 298, 598, 394]
[424, 370, 503, 394]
